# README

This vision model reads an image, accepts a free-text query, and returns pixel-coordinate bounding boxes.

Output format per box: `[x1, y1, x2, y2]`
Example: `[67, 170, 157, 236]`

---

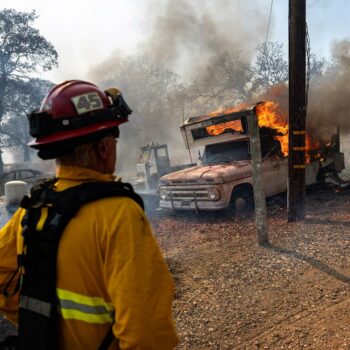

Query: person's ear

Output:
[95, 138, 110, 160]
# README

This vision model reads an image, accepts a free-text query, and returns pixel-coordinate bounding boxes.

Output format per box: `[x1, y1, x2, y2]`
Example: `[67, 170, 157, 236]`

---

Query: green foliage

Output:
[0, 9, 58, 76]
[2, 78, 53, 145]
[0, 8, 57, 162]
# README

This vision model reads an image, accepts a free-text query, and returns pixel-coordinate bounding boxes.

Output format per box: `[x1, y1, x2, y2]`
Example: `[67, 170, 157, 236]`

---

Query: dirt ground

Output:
[2, 185, 350, 349]
[152, 186, 350, 349]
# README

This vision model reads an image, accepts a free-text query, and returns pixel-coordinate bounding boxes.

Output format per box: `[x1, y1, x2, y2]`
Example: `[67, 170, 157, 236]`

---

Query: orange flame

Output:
[206, 101, 321, 161]
[256, 101, 322, 159]
[206, 120, 243, 136]
[206, 104, 246, 136]
[255, 101, 289, 156]
[208, 103, 247, 117]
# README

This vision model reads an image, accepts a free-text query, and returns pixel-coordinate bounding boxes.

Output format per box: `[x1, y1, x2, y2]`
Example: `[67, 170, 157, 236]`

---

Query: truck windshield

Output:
[203, 140, 250, 164]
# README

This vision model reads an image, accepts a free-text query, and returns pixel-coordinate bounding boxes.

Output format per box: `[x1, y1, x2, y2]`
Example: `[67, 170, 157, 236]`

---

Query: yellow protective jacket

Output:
[0, 166, 178, 350]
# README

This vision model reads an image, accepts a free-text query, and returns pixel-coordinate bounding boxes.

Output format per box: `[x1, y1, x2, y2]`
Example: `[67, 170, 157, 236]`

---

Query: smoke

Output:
[143, 0, 267, 80]
[90, 0, 270, 83]
[254, 84, 289, 120]
[307, 39, 350, 140]
[252, 39, 350, 145]
[88, 0, 350, 179]
[89, 0, 269, 177]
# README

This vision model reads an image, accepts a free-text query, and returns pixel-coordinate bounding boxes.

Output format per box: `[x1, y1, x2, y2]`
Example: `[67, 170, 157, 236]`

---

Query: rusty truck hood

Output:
[160, 161, 252, 185]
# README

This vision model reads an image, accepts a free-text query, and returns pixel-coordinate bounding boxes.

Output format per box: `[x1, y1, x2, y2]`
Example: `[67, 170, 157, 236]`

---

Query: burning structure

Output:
[159, 102, 344, 213]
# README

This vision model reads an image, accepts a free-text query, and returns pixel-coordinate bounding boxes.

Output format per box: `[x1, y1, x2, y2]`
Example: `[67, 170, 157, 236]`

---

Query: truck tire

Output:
[228, 186, 254, 215]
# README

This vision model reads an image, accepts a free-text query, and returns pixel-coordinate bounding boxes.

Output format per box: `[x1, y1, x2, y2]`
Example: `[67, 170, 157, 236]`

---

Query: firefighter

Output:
[0, 80, 178, 349]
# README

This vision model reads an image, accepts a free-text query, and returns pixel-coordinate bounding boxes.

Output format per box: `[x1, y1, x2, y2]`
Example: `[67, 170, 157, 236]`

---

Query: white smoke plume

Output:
[89, 0, 270, 176]
[142, 0, 267, 80]
[307, 39, 350, 140]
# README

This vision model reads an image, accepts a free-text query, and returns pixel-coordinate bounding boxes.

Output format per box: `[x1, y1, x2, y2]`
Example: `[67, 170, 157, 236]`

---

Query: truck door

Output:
[262, 157, 288, 196]
[154, 145, 171, 177]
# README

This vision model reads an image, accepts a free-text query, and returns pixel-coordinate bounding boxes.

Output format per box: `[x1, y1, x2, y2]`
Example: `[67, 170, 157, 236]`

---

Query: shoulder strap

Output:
[16, 180, 143, 350]
[21, 180, 144, 213]
[46, 181, 144, 216]
[98, 325, 119, 350]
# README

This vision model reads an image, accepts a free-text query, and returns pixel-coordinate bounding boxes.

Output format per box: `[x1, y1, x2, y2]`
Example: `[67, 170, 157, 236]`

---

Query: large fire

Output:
[255, 101, 289, 155]
[206, 101, 320, 160]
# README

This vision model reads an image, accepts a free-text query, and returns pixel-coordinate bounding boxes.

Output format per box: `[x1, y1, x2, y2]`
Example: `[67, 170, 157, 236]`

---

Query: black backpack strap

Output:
[20, 178, 57, 209]
[0, 335, 19, 350]
[3, 178, 57, 298]
[20, 180, 144, 213]
[98, 324, 119, 350]
[16, 180, 143, 350]
[46, 181, 144, 216]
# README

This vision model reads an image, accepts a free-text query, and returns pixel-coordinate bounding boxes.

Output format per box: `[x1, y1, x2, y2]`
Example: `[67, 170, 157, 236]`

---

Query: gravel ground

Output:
[2, 185, 350, 349]
[0, 317, 16, 341]
[152, 185, 350, 349]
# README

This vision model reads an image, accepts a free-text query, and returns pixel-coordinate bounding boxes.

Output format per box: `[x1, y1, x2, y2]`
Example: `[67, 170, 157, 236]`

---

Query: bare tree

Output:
[188, 51, 253, 112]
[2, 78, 53, 162]
[252, 42, 288, 91]
[95, 55, 185, 174]
[308, 54, 327, 80]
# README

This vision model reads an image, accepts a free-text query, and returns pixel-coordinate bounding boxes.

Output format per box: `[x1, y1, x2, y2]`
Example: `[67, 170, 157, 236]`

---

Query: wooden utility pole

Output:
[288, 0, 306, 222]
[248, 110, 268, 246]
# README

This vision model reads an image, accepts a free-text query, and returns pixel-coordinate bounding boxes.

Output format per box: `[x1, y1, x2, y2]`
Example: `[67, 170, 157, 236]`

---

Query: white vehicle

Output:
[159, 105, 344, 212]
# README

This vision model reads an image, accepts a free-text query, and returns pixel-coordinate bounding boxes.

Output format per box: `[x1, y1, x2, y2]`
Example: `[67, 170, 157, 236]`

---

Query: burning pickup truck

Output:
[159, 102, 344, 212]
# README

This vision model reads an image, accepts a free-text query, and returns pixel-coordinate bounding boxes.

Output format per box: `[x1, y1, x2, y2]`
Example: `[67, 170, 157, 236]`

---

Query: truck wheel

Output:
[228, 187, 254, 215]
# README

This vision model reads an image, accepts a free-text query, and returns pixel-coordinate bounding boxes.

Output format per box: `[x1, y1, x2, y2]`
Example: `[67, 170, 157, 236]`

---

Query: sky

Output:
[271, 0, 350, 59]
[1, 0, 350, 83]
[0, 0, 149, 81]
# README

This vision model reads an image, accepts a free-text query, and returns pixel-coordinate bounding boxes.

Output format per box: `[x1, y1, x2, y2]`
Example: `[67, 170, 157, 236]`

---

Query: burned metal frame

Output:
[180, 106, 254, 149]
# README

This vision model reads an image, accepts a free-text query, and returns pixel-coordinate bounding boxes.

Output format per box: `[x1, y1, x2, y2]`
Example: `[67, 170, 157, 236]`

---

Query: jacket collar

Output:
[56, 166, 116, 185]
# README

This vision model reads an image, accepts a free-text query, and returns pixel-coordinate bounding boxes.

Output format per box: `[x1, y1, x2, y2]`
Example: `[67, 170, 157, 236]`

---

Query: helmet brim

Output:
[28, 119, 127, 148]
[31, 126, 121, 160]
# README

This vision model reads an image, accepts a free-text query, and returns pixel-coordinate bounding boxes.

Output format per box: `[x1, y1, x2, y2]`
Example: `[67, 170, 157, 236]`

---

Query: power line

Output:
[305, 22, 311, 110]
[265, 0, 274, 46]
[307, 0, 317, 9]
[263, 0, 274, 89]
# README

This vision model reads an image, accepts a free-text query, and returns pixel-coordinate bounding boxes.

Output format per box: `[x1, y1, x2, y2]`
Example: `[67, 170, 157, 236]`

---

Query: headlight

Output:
[160, 190, 167, 200]
[207, 189, 220, 200]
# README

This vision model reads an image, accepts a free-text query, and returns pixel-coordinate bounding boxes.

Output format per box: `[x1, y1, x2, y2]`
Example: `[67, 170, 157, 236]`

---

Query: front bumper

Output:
[159, 185, 229, 211]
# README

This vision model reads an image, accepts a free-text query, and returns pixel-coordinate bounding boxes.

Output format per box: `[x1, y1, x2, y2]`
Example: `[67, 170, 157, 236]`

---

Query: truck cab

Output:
[135, 143, 171, 193]
[159, 140, 292, 212]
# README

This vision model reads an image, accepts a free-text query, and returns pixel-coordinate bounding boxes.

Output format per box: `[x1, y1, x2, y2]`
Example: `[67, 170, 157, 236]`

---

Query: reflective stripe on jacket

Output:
[0, 165, 178, 350]
[57, 288, 114, 324]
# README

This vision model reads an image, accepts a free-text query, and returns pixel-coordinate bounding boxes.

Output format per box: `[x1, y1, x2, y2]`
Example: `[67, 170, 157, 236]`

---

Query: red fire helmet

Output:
[28, 80, 132, 148]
